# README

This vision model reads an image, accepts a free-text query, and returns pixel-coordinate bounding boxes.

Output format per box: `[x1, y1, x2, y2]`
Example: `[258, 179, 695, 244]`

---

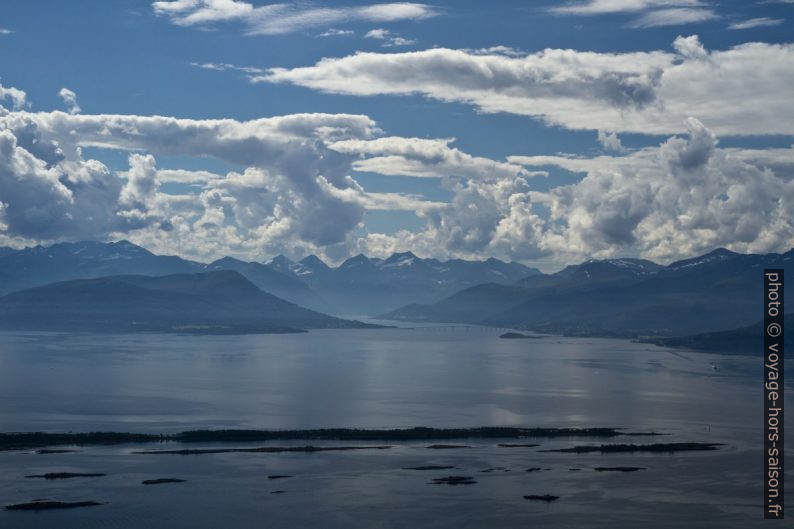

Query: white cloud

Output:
[597, 130, 624, 151]
[329, 136, 536, 180]
[57, 88, 81, 115]
[119, 154, 159, 211]
[0, 123, 126, 240]
[728, 17, 784, 30]
[152, 1, 436, 35]
[190, 61, 264, 74]
[318, 28, 355, 37]
[0, 83, 27, 110]
[2, 83, 791, 267]
[365, 28, 390, 39]
[342, 119, 794, 266]
[0, 28, 13, 35]
[344, 122, 790, 265]
[0, 97, 451, 262]
[550, 0, 705, 15]
[551, 1, 717, 29]
[259, 37, 794, 136]
[155, 168, 224, 183]
[671, 34, 708, 60]
[629, 7, 717, 27]
[505, 118, 794, 263]
[364, 28, 415, 47]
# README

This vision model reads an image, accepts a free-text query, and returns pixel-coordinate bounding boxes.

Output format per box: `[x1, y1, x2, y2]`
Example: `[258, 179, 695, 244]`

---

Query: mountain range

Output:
[642, 314, 793, 355]
[385, 248, 793, 338]
[0, 240, 789, 341]
[0, 241, 539, 315]
[0, 270, 368, 334]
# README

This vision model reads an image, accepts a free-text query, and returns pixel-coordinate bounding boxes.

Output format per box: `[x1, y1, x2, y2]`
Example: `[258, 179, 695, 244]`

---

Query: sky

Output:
[0, 0, 793, 270]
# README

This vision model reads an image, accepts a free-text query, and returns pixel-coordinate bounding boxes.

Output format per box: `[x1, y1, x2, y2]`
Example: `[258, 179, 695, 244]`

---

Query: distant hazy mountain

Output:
[0, 247, 17, 258]
[641, 314, 793, 355]
[0, 241, 537, 315]
[205, 256, 328, 312]
[385, 248, 793, 338]
[261, 251, 540, 315]
[0, 240, 201, 295]
[0, 241, 325, 311]
[643, 313, 793, 355]
[515, 258, 662, 289]
[0, 271, 368, 334]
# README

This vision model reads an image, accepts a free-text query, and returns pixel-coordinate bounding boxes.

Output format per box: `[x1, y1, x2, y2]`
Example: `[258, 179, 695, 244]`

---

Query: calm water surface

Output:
[0, 327, 789, 528]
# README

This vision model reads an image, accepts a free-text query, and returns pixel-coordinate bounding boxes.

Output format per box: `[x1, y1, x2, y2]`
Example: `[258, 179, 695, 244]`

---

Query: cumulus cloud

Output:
[0, 83, 27, 110]
[119, 154, 159, 213]
[0, 123, 124, 240]
[505, 118, 794, 263]
[1, 83, 791, 267]
[364, 28, 415, 47]
[259, 37, 794, 136]
[328, 137, 536, 180]
[0, 97, 448, 261]
[155, 168, 224, 183]
[152, 1, 436, 35]
[671, 34, 708, 60]
[57, 88, 81, 114]
[597, 130, 624, 152]
[336, 119, 793, 265]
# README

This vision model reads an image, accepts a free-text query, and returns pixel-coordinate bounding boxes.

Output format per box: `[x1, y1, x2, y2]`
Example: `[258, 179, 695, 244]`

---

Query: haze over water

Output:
[0, 327, 788, 528]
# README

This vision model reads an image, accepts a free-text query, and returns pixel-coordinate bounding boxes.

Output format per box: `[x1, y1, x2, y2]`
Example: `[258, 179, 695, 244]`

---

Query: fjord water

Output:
[0, 327, 789, 528]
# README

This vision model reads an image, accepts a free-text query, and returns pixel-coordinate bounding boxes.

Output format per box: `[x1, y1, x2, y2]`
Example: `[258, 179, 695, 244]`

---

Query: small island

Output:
[0, 426, 655, 451]
[523, 494, 559, 502]
[25, 472, 105, 480]
[134, 445, 392, 455]
[499, 332, 541, 339]
[5, 501, 104, 511]
[541, 442, 723, 454]
[142, 478, 186, 485]
[430, 476, 477, 485]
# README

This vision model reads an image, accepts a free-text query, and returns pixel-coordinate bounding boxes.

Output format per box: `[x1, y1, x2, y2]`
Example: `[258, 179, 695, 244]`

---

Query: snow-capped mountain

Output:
[0, 241, 539, 315]
[386, 248, 794, 337]
[262, 250, 539, 314]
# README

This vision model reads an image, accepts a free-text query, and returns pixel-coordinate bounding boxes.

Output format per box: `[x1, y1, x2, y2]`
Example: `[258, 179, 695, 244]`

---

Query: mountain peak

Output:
[111, 239, 143, 249]
[209, 256, 246, 267]
[299, 254, 325, 266]
[298, 254, 331, 272]
[268, 254, 295, 266]
[339, 254, 376, 269]
[389, 251, 417, 260]
[379, 252, 421, 271]
[667, 247, 740, 271]
[705, 247, 738, 257]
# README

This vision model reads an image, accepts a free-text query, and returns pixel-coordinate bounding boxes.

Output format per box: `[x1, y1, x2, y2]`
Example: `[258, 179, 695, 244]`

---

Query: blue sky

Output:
[0, 1, 793, 270]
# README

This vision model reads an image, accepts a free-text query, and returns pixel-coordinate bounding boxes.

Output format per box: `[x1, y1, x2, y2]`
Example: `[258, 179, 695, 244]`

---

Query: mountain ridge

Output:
[0, 241, 538, 315]
[0, 270, 370, 334]
[384, 247, 794, 338]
